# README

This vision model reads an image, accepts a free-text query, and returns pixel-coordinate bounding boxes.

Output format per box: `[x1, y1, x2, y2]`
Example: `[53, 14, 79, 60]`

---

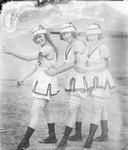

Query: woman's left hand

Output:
[45, 68, 57, 76]
[16, 80, 24, 88]
[75, 65, 86, 73]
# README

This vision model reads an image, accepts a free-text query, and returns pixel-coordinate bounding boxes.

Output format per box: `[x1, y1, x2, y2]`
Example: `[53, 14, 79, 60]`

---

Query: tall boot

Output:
[68, 122, 82, 141]
[84, 124, 98, 149]
[93, 120, 109, 142]
[56, 126, 73, 150]
[39, 123, 57, 144]
[17, 126, 35, 150]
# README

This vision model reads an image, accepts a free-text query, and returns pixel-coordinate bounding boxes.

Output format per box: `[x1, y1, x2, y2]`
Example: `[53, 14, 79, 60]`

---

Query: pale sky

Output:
[106, 2, 128, 16]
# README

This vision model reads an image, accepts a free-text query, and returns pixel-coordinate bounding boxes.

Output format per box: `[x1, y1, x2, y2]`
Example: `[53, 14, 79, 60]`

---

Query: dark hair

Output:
[59, 31, 77, 40]
[44, 33, 59, 60]
[33, 26, 58, 60]
[86, 33, 102, 41]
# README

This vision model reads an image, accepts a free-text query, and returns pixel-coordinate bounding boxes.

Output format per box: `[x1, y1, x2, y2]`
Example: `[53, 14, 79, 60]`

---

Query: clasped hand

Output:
[44, 68, 56, 76]
[75, 65, 86, 73]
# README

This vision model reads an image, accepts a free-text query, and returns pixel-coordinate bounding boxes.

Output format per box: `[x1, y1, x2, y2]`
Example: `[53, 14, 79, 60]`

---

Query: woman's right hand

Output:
[75, 65, 86, 73]
[44, 68, 57, 76]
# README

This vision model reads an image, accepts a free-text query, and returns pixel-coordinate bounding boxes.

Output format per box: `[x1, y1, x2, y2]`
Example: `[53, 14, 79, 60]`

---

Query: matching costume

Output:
[83, 24, 116, 149]
[16, 23, 116, 150]
[55, 22, 88, 150]
[64, 41, 87, 92]
[64, 40, 88, 106]
[16, 25, 59, 150]
[31, 24, 59, 101]
[86, 40, 115, 98]
[32, 45, 59, 100]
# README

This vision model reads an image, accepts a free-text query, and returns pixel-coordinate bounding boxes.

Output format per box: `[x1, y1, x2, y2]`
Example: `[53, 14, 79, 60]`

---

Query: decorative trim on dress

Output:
[38, 51, 43, 66]
[88, 42, 103, 58]
[65, 46, 72, 60]
[32, 81, 59, 96]
[65, 77, 88, 92]
[90, 76, 116, 90]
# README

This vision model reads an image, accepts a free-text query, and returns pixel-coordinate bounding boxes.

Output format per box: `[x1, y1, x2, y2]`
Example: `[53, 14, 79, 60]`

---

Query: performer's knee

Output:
[69, 105, 78, 116]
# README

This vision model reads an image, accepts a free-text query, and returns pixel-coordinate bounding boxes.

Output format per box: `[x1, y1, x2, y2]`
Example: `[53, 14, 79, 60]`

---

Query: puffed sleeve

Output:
[99, 44, 110, 68]
[74, 40, 86, 55]
[99, 44, 110, 59]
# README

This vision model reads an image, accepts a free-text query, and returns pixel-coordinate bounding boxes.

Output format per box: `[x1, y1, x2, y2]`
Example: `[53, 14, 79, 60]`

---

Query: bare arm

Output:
[75, 59, 106, 73]
[55, 61, 75, 75]
[55, 41, 86, 74]
[45, 61, 75, 76]
[85, 60, 106, 72]
[45, 41, 86, 76]
[2, 45, 51, 61]
[2, 46, 39, 61]
[17, 65, 37, 87]
[54, 62, 65, 69]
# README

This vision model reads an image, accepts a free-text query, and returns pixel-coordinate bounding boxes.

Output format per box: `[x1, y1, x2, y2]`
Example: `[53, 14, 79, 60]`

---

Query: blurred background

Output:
[0, 1, 128, 80]
[0, 0, 124, 12]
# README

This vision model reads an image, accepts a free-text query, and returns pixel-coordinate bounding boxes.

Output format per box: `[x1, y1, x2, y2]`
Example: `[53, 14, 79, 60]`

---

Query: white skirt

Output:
[32, 68, 59, 100]
[86, 69, 115, 97]
[64, 70, 88, 93]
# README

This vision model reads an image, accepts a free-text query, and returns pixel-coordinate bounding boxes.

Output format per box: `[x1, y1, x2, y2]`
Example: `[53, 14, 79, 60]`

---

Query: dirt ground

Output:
[0, 2, 128, 150]
[0, 77, 128, 150]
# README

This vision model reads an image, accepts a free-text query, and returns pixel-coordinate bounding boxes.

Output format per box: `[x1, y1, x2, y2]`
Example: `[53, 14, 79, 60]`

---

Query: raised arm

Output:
[2, 46, 39, 61]
[2, 44, 52, 61]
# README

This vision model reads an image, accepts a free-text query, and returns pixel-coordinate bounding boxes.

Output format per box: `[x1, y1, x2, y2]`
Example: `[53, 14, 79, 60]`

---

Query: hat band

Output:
[61, 26, 76, 33]
[33, 29, 47, 36]
[86, 29, 101, 35]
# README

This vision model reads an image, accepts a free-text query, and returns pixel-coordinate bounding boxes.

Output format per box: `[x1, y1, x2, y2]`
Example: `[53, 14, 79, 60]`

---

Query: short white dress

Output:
[86, 40, 115, 98]
[64, 40, 88, 94]
[32, 45, 59, 100]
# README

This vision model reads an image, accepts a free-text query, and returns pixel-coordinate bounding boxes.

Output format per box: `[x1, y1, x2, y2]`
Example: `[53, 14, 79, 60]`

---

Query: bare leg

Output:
[17, 98, 46, 150]
[39, 100, 57, 143]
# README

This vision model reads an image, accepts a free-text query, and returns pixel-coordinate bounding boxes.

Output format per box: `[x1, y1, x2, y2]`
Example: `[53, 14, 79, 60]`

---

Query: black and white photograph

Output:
[0, 1, 128, 150]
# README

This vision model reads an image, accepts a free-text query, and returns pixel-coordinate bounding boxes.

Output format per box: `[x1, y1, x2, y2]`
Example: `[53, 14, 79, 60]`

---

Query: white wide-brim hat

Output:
[32, 25, 47, 36]
[86, 24, 102, 35]
[60, 22, 76, 33]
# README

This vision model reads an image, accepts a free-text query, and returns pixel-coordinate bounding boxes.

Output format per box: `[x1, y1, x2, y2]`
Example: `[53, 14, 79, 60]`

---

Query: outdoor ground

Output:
[0, 2, 128, 150]
[0, 76, 128, 150]
[0, 31, 128, 150]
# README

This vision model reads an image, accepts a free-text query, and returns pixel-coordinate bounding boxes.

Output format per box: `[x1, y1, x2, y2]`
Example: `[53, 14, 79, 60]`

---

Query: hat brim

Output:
[86, 29, 101, 35]
[61, 27, 76, 33]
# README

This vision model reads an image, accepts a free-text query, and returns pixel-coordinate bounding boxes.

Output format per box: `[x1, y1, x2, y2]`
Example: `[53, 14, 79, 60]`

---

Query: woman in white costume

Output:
[75, 23, 116, 149]
[3, 25, 59, 150]
[45, 22, 88, 150]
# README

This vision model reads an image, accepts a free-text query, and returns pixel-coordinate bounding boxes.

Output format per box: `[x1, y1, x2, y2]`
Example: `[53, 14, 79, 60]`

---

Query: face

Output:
[33, 33, 46, 46]
[62, 32, 74, 43]
[87, 34, 99, 45]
